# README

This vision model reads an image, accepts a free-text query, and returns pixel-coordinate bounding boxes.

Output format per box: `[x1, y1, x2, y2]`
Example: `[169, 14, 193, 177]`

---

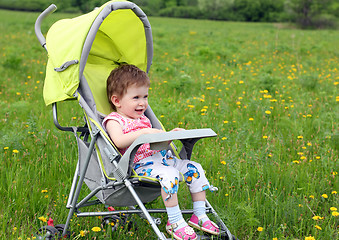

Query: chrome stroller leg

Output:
[205, 199, 234, 239]
[62, 130, 99, 236]
[124, 179, 167, 240]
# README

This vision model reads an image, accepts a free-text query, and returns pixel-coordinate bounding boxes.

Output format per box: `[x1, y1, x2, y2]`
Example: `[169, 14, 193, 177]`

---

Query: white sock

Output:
[166, 205, 187, 230]
[193, 201, 209, 223]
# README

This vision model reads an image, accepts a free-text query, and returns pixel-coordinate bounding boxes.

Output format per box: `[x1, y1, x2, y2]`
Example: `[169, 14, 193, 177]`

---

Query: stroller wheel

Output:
[54, 224, 71, 238]
[218, 233, 238, 240]
[101, 215, 122, 232]
[35, 225, 60, 240]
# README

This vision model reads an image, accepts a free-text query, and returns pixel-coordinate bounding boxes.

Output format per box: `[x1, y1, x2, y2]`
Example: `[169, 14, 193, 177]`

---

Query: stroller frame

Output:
[35, 1, 235, 239]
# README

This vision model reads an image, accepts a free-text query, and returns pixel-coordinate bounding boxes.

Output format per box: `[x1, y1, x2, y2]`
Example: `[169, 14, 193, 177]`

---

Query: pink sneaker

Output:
[166, 219, 197, 240]
[188, 214, 220, 235]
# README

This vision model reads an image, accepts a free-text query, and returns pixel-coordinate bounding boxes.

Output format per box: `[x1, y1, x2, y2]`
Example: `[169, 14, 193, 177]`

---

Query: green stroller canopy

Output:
[44, 0, 152, 115]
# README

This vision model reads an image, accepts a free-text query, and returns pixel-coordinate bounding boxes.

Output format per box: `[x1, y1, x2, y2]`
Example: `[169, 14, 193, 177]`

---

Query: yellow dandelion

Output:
[38, 216, 47, 222]
[91, 227, 101, 232]
[249, 118, 254, 121]
[297, 136, 303, 139]
[315, 225, 322, 230]
[41, 189, 48, 193]
[321, 194, 328, 199]
[312, 216, 324, 221]
[223, 121, 229, 124]
[332, 191, 337, 194]
[12, 149, 19, 153]
[4, 147, 9, 150]
[330, 207, 337, 211]
[305, 236, 315, 240]
[257, 227, 263, 232]
[262, 135, 268, 139]
[332, 211, 339, 217]
[221, 161, 226, 165]
[265, 110, 271, 114]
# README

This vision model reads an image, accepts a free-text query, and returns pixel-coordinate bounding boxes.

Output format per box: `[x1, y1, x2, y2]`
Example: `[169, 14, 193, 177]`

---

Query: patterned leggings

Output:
[133, 150, 210, 199]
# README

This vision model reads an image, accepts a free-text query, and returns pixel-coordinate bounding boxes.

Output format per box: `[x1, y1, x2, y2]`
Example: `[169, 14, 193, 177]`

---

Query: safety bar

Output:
[35, 4, 57, 50]
[116, 129, 217, 179]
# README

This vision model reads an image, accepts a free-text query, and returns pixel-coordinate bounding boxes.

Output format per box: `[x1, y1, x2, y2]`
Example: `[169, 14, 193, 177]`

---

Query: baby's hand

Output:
[170, 128, 185, 132]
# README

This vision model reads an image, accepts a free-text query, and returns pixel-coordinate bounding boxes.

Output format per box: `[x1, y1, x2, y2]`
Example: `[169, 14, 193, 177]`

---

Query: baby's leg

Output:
[176, 159, 220, 235]
[191, 190, 206, 202]
[161, 188, 178, 207]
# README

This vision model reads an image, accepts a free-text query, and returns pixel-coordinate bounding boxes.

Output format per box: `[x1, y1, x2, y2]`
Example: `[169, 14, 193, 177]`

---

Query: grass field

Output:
[0, 7, 338, 240]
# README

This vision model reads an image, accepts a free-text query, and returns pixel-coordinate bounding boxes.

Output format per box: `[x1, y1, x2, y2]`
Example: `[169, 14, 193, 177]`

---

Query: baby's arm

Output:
[105, 119, 164, 149]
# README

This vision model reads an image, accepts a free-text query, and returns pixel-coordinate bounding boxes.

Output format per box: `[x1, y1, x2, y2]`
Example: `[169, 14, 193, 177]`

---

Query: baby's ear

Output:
[111, 95, 120, 108]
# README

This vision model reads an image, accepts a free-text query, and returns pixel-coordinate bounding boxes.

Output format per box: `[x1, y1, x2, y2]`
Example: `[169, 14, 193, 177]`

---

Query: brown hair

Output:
[107, 64, 150, 111]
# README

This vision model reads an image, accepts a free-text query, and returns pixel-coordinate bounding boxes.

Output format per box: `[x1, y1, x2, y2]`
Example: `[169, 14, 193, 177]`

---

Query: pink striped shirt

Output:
[103, 112, 159, 163]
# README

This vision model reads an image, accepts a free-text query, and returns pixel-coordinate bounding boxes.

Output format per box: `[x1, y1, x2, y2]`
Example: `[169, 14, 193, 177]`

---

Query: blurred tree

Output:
[285, 0, 337, 28]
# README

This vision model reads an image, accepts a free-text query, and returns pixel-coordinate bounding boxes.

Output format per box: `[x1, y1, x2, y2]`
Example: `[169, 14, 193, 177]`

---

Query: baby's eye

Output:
[133, 96, 139, 99]
[144, 95, 148, 99]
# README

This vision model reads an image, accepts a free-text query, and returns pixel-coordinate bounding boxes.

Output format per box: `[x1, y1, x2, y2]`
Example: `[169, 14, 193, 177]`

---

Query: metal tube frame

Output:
[62, 128, 99, 236]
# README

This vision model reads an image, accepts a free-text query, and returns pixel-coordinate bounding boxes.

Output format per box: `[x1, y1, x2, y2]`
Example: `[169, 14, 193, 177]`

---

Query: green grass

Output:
[0, 8, 338, 240]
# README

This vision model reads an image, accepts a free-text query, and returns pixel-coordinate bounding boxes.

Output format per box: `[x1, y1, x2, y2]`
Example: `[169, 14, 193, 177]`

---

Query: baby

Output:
[103, 64, 219, 240]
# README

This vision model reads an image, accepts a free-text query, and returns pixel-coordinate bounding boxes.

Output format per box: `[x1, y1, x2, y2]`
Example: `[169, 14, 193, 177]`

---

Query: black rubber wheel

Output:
[124, 217, 138, 231]
[54, 224, 71, 238]
[218, 233, 238, 240]
[35, 225, 60, 240]
[101, 215, 122, 232]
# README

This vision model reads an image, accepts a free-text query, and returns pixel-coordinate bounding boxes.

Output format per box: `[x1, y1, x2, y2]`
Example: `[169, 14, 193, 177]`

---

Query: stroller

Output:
[35, 1, 236, 239]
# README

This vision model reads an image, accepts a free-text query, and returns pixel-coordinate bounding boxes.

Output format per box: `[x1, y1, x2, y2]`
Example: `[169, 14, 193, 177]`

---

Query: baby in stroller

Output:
[102, 64, 220, 240]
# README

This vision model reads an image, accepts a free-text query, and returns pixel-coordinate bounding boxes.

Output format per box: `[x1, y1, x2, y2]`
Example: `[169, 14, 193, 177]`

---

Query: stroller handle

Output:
[35, 4, 57, 50]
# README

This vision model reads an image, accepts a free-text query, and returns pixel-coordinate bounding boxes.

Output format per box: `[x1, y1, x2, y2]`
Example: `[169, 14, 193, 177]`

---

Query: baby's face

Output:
[115, 84, 149, 119]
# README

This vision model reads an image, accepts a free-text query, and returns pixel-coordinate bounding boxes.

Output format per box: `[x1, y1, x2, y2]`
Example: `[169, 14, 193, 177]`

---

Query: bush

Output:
[312, 13, 338, 29]
[0, 0, 49, 11]
[159, 6, 202, 19]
